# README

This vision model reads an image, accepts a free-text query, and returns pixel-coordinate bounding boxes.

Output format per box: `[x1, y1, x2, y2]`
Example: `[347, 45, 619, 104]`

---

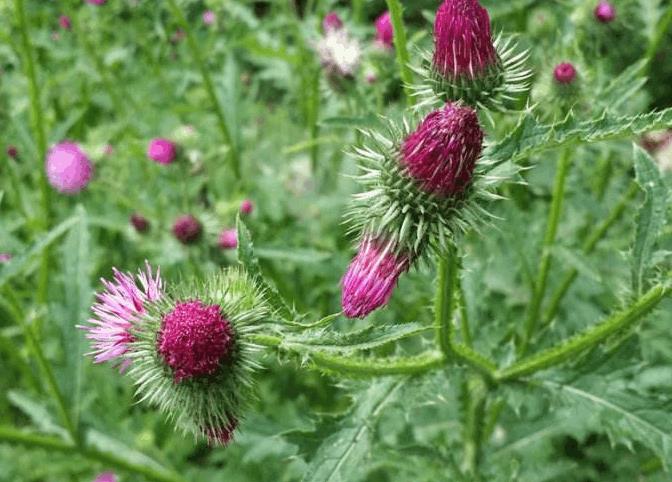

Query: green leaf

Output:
[283, 323, 430, 353]
[631, 144, 668, 295]
[255, 246, 332, 264]
[7, 391, 69, 439]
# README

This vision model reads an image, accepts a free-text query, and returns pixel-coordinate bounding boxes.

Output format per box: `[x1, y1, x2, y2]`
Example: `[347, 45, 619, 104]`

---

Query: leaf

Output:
[7, 391, 69, 439]
[551, 246, 602, 282]
[486, 108, 672, 168]
[283, 323, 430, 353]
[301, 378, 407, 482]
[631, 144, 668, 295]
[255, 247, 332, 264]
[595, 60, 648, 112]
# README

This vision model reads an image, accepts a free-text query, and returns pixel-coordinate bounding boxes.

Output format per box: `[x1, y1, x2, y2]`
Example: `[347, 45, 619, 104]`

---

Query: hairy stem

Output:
[385, 0, 415, 106]
[462, 376, 487, 477]
[457, 278, 473, 347]
[520, 148, 572, 354]
[543, 182, 639, 324]
[166, 0, 241, 181]
[498, 284, 670, 381]
[450, 339, 498, 380]
[435, 246, 458, 357]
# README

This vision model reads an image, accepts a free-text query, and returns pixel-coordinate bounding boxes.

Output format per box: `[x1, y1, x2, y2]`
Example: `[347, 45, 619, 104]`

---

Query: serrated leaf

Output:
[631, 144, 668, 295]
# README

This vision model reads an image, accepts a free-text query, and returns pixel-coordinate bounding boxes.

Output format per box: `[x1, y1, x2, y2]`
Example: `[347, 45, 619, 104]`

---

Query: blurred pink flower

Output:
[86, 0, 107, 5]
[45, 142, 93, 194]
[0, 253, 12, 263]
[218, 229, 238, 250]
[323, 12, 343, 32]
[374, 11, 394, 49]
[203, 10, 216, 26]
[58, 15, 72, 30]
[147, 138, 177, 165]
[240, 199, 254, 215]
[553, 62, 577, 84]
[93, 473, 117, 482]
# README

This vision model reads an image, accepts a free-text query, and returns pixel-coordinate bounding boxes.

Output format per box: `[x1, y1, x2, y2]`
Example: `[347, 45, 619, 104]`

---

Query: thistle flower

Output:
[240, 199, 254, 215]
[553, 62, 577, 84]
[173, 215, 202, 244]
[6, 145, 18, 159]
[401, 103, 483, 197]
[130, 213, 150, 233]
[342, 236, 411, 318]
[93, 472, 117, 482]
[0, 253, 12, 263]
[203, 10, 216, 26]
[374, 11, 394, 49]
[86, 0, 106, 5]
[323, 12, 343, 32]
[147, 138, 177, 165]
[45, 142, 94, 194]
[317, 29, 362, 79]
[79, 262, 163, 372]
[218, 229, 238, 250]
[58, 15, 72, 30]
[594, 1, 616, 23]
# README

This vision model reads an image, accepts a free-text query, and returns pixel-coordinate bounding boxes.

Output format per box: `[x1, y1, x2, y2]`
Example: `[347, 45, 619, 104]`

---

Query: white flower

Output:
[316, 29, 361, 78]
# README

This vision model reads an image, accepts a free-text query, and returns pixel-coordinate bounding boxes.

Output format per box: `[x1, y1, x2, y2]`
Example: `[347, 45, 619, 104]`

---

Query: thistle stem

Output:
[520, 148, 572, 355]
[435, 246, 458, 357]
[166, 0, 241, 182]
[385, 0, 415, 106]
[462, 376, 487, 477]
[497, 284, 669, 381]
[543, 182, 639, 324]
[457, 279, 473, 347]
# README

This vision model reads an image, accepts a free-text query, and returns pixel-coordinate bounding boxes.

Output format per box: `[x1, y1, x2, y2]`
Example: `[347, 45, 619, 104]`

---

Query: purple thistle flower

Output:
[432, 0, 498, 82]
[0, 253, 12, 263]
[341, 236, 411, 319]
[80, 262, 163, 371]
[594, 1, 616, 23]
[45, 142, 94, 194]
[147, 138, 177, 165]
[323, 12, 343, 32]
[58, 15, 71, 30]
[173, 215, 202, 244]
[240, 199, 254, 215]
[93, 473, 117, 482]
[203, 10, 216, 26]
[218, 229, 238, 250]
[6, 145, 18, 159]
[204, 418, 239, 447]
[374, 11, 394, 49]
[401, 103, 483, 197]
[158, 300, 235, 383]
[553, 62, 577, 84]
[130, 213, 150, 233]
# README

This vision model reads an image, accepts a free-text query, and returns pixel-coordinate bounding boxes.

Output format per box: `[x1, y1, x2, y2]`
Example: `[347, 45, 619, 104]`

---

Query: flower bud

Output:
[130, 213, 150, 233]
[323, 12, 343, 32]
[93, 473, 117, 482]
[218, 228, 238, 250]
[553, 62, 577, 84]
[240, 199, 254, 215]
[59, 15, 71, 30]
[0, 253, 12, 263]
[46, 142, 94, 194]
[86, 0, 106, 5]
[203, 10, 216, 26]
[173, 215, 202, 244]
[6, 145, 18, 159]
[594, 1, 616, 23]
[374, 11, 394, 49]
[147, 138, 177, 165]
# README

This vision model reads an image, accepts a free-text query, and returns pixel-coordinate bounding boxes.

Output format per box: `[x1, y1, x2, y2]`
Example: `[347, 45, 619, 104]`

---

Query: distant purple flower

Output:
[240, 199, 254, 215]
[58, 15, 72, 30]
[374, 11, 394, 49]
[0, 253, 12, 263]
[173, 215, 202, 244]
[80, 262, 163, 371]
[218, 229, 238, 250]
[554, 62, 577, 84]
[130, 213, 150, 233]
[323, 12, 343, 32]
[86, 0, 107, 5]
[6, 145, 18, 159]
[93, 473, 117, 482]
[147, 138, 177, 165]
[45, 142, 94, 194]
[594, 1, 616, 23]
[203, 10, 216, 26]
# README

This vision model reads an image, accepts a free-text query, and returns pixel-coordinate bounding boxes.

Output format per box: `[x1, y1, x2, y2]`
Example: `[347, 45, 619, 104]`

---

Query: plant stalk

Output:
[435, 246, 458, 357]
[385, 0, 415, 106]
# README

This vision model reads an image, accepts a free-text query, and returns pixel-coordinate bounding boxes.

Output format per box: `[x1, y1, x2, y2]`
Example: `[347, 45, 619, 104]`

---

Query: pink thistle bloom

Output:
[93, 473, 117, 482]
[554, 62, 577, 84]
[203, 10, 216, 26]
[433, 0, 498, 81]
[80, 262, 163, 371]
[147, 138, 177, 165]
[323, 12, 343, 32]
[172, 215, 202, 244]
[218, 228, 238, 250]
[341, 236, 411, 319]
[594, 1, 616, 23]
[0, 253, 12, 263]
[240, 199, 254, 215]
[158, 300, 234, 383]
[374, 11, 394, 49]
[6, 145, 18, 159]
[86, 0, 107, 5]
[58, 15, 72, 30]
[45, 142, 94, 194]
[401, 102, 483, 197]
[204, 418, 239, 447]
[130, 213, 150, 233]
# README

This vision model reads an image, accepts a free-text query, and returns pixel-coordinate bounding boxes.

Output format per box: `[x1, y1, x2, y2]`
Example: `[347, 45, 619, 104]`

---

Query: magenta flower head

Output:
[342, 236, 411, 318]
[58, 15, 71, 30]
[203, 10, 216, 26]
[147, 138, 177, 165]
[45, 142, 94, 194]
[173, 215, 202, 244]
[594, 1, 616, 23]
[205, 418, 239, 446]
[323, 12, 343, 32]
[218, 228, 238, 250]
[79, 262, 163, 372]
[130, 213, 150, 233]
[240, 199, 254, 215]
[0, 253, 12, 263]
[93, 472, 117, 482]
[401, 103, 483, 197]
[374, 11, 394, 49]
[553, 62, 577, 84]
[6, 145, 18, 159]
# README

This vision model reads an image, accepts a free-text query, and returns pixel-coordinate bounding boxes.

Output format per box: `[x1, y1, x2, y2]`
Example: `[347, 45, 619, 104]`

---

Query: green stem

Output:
[352, 0, 365, 23]
[543, 182, 639, 324]
[14, 0, 50, 306]
[520, 148, 573, 355]
[384, 0, 415, 106]
[166, 0, 241, 182]
[435, 247, 458, 357]
[457, 278, 473, 347]
[0, 426, 187, 482]
[462, 376, 487, 477]
[308, 66, 321, 175]
[450, 340, 497, 380]
[310, 351, 445, 377]
[498, 284, 669, 381]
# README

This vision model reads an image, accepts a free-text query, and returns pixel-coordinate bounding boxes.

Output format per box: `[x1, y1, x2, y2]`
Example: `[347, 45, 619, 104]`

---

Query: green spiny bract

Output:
[126, 268, 268, 445]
